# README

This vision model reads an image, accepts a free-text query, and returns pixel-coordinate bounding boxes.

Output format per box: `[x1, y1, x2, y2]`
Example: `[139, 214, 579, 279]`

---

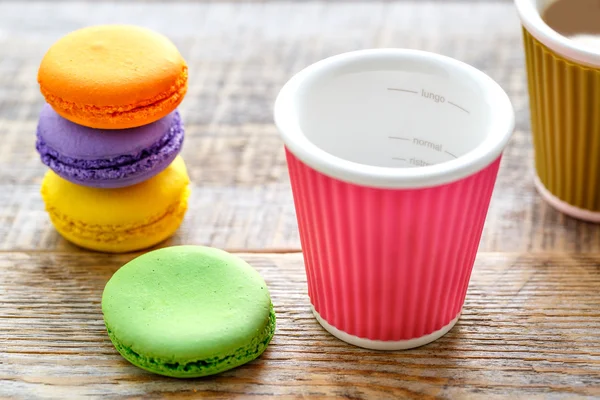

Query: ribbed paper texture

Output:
[523, 28, 600, 211]
[286, 149, 501, 342]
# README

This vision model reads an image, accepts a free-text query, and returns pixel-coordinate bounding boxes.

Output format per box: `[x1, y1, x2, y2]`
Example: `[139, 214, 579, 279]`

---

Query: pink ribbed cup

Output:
[287, 149, 500, 346]
[274, 49, 515, 350]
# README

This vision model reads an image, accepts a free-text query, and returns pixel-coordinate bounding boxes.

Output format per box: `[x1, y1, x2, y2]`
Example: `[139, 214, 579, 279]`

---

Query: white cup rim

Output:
[273, 48, 515, 189]
[514, 0, 600, 68]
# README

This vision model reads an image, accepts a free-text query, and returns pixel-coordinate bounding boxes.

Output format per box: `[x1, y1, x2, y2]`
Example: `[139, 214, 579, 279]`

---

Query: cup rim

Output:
[514, 0, 600, 68]
[273, 49, 514, 189]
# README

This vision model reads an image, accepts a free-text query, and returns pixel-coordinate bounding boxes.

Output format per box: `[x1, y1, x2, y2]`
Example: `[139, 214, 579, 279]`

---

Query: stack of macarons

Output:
[35, 25, 191, 253]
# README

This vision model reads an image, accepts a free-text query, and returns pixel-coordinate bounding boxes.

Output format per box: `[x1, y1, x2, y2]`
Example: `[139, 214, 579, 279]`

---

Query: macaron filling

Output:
[36, 111, 184, 185]
[45, 187, 190, 245]
[106, 306, 276, 377]
[39, 67, 188, 121]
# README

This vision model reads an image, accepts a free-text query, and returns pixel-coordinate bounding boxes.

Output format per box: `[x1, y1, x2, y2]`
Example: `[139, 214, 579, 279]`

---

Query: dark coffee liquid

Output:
[542, 0, 600, 36]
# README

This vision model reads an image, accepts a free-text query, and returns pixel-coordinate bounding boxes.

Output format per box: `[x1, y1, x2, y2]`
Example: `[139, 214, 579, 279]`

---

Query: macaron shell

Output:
[101, 246, 276, 377]
[36, 105, 185, 188]
[37, 139, 182, 189]
[42, 156, 188, 226]
[48, 86, 186, 130]
[38, 25, 188, 129]
[107, 305, 275, 378]
[37, 103, 179, 159]
[53, 153, 181, 189]
[41, 156, 190, 253]
[50, 192, 188, 253]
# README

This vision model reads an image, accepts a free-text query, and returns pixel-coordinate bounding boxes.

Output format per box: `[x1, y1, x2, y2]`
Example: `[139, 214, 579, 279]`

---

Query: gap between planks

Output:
[0, 248, 304, 255]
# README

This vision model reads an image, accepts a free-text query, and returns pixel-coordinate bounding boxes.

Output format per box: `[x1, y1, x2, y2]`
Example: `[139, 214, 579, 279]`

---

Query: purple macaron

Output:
[36, 103, 184, 188]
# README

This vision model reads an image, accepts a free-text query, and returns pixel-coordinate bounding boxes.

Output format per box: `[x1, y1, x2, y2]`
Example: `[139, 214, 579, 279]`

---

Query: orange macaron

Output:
[38, 25, 188, 130]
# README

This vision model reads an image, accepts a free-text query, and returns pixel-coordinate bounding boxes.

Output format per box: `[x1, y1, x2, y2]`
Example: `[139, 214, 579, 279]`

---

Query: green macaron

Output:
[101, 245, 276, 378]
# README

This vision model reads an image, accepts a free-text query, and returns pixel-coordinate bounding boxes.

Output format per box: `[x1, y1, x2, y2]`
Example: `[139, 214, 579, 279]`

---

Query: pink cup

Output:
[274, 49, 515, 350]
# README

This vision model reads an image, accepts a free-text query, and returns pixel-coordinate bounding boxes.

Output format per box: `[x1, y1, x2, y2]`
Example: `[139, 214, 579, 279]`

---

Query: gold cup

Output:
[515, 0, 600, 222]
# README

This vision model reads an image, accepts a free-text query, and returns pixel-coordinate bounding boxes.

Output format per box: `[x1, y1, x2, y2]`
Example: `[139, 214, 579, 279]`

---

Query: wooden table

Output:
[2, 1, 600, 398]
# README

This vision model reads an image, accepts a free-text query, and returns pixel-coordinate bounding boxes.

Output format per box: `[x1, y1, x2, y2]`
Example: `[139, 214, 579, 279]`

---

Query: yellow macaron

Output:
[41, 156, 190, 253]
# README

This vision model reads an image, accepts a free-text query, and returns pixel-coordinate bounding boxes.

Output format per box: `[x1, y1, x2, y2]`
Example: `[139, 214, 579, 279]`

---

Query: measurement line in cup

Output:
[448, 101, 470, 114]
[391, 157, 434, 167]
[388, 87, 470, 114]
[387, 88, 418, 94]
[388, 136, 459, 161]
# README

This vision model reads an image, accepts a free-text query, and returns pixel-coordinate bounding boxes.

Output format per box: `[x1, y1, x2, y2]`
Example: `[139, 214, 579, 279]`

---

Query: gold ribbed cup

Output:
[516, 0, 600, 222]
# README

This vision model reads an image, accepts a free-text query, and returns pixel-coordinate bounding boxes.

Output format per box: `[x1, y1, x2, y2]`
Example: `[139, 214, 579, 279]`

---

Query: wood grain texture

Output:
[2, 2, 600, 398]
[2, 252, 600, 399]
[0, 1, 597, 252]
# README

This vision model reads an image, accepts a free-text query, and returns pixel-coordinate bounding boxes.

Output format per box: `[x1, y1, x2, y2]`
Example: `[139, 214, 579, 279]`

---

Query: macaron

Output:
[102, 245, 276, 378]
[38, 24, 188, 129]
[35, 103, 184, 188]
[41, 156, 190, 253]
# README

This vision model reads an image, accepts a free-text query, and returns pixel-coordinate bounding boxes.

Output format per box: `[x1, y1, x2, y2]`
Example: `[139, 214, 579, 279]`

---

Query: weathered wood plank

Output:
[1, 131, 599, 253]
[1, 1, 596, 253]
[0, 183, 299, 252]
[3, 2, 599, 399]
[3, 1, 578, 254]
[1, 252, 600, 398]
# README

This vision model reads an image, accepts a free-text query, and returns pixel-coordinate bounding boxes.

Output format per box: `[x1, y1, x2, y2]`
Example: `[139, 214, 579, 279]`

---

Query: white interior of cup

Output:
[297, 59, 490, 169]
[274, 49, 514, 189]
[515, 0, 600, 67]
